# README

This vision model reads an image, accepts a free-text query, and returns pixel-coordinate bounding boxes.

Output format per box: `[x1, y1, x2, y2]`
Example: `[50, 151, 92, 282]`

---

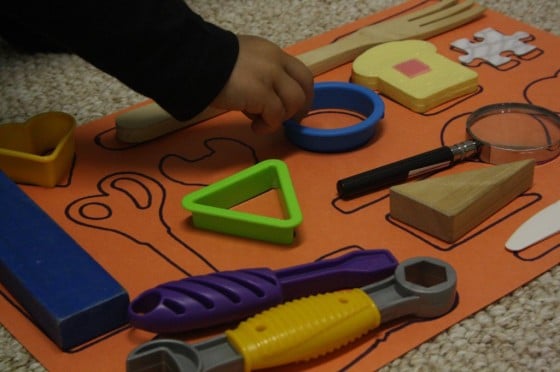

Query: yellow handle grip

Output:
[225, 288, 381, 371]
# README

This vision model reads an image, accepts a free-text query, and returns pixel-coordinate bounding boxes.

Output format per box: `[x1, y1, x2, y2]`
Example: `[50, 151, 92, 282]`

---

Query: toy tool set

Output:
[1, 1, 559, 371]
[126, 257, 457, 372]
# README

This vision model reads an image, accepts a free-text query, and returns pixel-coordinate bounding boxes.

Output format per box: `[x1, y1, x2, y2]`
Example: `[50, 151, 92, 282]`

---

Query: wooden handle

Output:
[296, 33, 378, 76]
[116, 104, 224, 143]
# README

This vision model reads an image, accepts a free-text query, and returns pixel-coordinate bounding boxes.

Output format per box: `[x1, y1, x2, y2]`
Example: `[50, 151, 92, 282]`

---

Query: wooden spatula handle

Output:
[296, 35, 376, 76]
[116, 104, 224, 143]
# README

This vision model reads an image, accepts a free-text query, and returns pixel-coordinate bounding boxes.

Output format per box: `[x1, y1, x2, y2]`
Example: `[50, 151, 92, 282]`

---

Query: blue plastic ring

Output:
[284, 81, 384, 153]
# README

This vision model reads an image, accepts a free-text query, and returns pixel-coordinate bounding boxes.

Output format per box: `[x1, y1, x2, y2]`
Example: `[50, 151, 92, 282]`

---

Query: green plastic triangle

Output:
[182, 159, 302, 244]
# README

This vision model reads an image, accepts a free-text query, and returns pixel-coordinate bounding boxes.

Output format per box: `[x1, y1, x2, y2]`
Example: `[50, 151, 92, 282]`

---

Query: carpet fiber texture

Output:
[1, 1, 559, 371]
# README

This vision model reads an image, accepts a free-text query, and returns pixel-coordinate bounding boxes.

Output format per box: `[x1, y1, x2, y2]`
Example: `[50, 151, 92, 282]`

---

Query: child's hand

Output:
[211, 35, 314, 134]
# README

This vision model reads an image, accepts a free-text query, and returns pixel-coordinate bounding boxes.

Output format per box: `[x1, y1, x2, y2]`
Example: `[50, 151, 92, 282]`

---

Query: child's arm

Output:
[0, 0, 312, 133]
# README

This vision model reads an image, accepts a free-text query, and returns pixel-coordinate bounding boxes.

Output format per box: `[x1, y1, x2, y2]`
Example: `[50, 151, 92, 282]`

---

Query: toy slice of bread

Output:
[352, 40, 478, 112]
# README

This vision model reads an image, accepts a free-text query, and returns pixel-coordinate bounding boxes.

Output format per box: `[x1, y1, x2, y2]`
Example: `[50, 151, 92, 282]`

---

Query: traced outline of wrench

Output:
[158, 137, 260, 188]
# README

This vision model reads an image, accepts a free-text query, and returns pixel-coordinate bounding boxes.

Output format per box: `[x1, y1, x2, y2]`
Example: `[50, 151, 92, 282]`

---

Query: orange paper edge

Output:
[1, 1, 559, 371]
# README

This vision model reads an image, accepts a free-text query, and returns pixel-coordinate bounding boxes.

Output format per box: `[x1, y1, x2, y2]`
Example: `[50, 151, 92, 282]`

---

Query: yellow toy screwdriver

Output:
[127, 256, 457, 372]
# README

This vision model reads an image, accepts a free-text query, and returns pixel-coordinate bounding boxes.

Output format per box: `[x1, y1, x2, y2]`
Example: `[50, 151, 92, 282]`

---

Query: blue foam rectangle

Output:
[0, 171, 129, 350]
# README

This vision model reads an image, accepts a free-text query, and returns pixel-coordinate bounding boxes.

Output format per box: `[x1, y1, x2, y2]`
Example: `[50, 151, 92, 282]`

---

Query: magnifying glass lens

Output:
[467, 103, 560, 164]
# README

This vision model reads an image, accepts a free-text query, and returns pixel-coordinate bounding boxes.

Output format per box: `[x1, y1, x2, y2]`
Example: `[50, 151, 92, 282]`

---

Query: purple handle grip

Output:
[277, 249, 397, 300]
[128, 249, 397, 333]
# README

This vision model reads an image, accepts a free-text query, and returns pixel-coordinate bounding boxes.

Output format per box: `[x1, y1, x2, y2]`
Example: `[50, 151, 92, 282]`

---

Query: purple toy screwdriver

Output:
[128, 249, 397, 333]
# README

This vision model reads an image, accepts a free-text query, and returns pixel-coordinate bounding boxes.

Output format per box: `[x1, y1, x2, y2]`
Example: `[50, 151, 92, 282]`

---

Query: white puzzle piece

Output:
[451, 28, 536, 66]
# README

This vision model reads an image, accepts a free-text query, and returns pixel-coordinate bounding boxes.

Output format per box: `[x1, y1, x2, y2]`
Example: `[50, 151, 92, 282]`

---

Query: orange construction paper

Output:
[1, 1, 559, 371]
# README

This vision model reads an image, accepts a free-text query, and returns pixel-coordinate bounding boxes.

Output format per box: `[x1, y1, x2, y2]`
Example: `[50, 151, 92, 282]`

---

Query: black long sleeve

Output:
[0, 0, 239, 121]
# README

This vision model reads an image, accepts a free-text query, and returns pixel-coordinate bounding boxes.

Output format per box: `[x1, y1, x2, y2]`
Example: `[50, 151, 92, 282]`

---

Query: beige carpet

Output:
[1, 1, 559, 370]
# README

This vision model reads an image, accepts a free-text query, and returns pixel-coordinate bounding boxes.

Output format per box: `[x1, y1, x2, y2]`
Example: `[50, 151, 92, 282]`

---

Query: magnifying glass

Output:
[337, 103, 560, 199]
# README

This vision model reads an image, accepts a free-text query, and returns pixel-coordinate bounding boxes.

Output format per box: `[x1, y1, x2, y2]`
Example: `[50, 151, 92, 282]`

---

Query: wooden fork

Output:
[116, 0, 486, 143]
[299, 0, 485, 75]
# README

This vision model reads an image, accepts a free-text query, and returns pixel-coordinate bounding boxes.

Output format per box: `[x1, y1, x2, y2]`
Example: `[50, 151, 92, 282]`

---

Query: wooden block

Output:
[0, 171, 129, 350]
[389, 160, 535, 242]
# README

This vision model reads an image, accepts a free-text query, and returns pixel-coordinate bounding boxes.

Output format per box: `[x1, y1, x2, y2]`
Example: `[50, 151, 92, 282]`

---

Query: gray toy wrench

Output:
[127, 256, 457, 371]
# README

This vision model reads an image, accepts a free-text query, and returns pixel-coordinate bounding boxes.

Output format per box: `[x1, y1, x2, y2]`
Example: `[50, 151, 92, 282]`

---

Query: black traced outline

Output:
[514, 242, 560, 261]
[159, 137, 260, 187]
[340, 293, 460, 371]
[65, 171, 218, 276]
[523, 67, 560, 112]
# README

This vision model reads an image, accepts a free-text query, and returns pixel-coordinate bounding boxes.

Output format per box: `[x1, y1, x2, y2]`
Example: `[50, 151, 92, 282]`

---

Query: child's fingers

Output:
[283, 55, 314, 119]
[258, 55, 313, 132]
[258, 92, 286, 132]
[273, 72, 307, 120]
[243, 92, 284, 134]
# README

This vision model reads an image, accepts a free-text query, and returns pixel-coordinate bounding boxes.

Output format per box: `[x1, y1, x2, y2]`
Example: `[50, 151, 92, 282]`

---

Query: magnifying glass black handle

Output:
[337, 141, 479, 199]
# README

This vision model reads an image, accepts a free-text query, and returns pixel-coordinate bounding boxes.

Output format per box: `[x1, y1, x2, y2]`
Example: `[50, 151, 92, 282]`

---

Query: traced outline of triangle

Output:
[182, 159, 302, 229]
